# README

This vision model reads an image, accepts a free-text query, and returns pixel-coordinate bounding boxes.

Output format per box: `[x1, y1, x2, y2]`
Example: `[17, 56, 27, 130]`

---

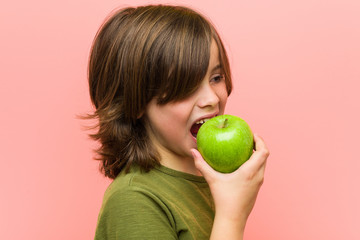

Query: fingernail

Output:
[190, 149, 197, 159]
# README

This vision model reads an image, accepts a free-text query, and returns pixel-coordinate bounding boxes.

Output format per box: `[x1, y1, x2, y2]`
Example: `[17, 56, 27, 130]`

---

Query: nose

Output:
[196, 82, 220, 109]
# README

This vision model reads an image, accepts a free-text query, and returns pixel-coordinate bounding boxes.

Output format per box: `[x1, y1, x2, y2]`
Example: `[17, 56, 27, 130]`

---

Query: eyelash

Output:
[210, 74, 225, 83]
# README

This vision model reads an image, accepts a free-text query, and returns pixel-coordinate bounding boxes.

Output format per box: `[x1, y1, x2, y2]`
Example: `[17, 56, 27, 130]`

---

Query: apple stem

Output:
[220, 118, 229, 128]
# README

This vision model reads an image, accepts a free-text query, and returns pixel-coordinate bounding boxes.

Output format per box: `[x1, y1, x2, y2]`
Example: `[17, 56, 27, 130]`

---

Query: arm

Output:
[95, 187, 178, 240]
[191, 134, 269, 240]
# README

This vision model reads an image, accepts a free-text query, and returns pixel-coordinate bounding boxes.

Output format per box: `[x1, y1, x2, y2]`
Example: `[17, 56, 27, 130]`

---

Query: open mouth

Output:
[190, 122, 202, 139]
[190, 116, 216, 138]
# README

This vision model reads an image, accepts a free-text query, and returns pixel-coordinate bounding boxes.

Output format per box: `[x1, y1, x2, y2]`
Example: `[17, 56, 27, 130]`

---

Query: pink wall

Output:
[1, 0, 359, 239]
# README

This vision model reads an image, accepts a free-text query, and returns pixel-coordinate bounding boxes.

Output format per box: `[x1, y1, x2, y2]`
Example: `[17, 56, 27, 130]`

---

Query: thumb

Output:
[191, 149, 217, 180]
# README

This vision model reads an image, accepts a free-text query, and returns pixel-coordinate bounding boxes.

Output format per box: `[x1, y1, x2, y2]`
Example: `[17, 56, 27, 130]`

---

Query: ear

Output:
[137, 111, 144, 119]
[137, 106, 148, 120]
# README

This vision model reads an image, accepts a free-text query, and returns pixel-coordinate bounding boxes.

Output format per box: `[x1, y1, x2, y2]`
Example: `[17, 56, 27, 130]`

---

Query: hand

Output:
[191, 133, 269, 238]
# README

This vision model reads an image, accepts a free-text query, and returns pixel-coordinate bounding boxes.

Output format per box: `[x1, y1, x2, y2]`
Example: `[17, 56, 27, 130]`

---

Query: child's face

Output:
[145, 40, 228, 165]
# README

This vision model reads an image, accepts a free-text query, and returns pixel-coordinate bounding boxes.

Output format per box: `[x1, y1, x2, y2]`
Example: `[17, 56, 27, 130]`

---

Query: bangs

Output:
[145, 7, 213, 105]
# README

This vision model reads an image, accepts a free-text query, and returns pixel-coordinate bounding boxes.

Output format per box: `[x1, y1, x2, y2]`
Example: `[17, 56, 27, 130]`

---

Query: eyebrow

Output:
[211, 64, 222, 73]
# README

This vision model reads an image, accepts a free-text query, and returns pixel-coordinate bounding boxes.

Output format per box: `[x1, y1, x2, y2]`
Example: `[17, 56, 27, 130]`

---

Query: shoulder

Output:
[100, 168, 174, 217]
[103, 166, 171, 199]
[95, 166, 213, 240]
[95, 169, 178, 240]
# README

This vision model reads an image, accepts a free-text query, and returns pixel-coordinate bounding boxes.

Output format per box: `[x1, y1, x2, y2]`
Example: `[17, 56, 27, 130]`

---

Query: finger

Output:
[253, 133, 269, 154]
[191, 149, 217, 180]
[259, 160, 267, 177]
[239, 134, 269, 172]
[256, 158, 267, 185]
[248, 148, 268, 169]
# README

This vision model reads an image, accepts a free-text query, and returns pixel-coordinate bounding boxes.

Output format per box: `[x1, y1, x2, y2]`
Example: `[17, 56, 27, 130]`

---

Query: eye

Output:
[210, 74, 225, 84]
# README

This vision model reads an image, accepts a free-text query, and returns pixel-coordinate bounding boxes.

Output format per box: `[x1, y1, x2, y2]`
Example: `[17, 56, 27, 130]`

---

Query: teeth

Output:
[195, 118, 211, 125]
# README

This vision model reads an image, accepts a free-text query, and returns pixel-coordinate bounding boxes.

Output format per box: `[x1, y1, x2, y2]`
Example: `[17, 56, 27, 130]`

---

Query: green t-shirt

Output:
[94, 165, 215, 239]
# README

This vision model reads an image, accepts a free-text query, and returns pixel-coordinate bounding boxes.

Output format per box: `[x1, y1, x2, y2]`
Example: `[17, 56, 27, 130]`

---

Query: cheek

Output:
[153, 104, 191, 132]
[167, 105, 192, 130]
[217, 84, 229, 113]
[220, 96, 228, 114]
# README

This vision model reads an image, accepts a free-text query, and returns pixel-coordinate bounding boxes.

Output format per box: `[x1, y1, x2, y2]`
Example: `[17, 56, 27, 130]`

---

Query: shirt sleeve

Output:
[94, 186, 178, 240]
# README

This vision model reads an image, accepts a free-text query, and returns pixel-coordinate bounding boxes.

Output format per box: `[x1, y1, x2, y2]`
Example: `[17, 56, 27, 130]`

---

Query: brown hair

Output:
[86, 5, 232, 179]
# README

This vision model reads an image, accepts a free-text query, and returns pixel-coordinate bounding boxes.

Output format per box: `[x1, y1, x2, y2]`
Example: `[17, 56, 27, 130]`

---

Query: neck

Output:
[155, 144, 201, 176]
[145, 122, 202, 176]
[160, 155, 202, 176]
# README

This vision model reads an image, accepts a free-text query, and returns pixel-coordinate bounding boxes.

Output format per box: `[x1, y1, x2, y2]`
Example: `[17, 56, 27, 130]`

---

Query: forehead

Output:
[208, 39, 221, 71]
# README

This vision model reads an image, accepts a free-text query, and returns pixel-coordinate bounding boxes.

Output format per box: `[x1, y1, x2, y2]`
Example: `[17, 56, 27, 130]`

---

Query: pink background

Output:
[1, 0, 359, 239]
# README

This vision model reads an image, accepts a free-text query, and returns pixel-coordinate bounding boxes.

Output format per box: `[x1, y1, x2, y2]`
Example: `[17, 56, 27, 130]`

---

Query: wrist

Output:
[210, 214, 246, 240]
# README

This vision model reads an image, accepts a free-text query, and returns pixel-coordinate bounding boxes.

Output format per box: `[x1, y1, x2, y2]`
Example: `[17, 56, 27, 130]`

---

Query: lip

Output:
[192, 112, 219, 126]
[190, 112, 219, 143]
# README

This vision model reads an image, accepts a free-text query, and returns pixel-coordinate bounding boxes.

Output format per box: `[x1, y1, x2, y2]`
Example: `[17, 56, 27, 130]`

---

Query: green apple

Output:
[196, 115, 254, 173]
